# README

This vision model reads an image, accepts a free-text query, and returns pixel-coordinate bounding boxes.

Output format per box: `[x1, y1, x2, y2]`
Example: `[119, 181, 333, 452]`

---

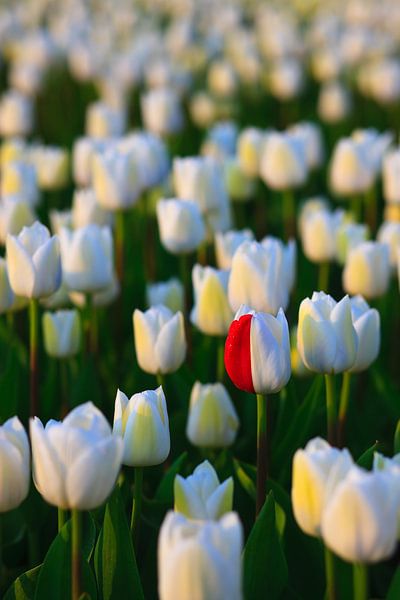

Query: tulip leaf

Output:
[386, 567, 400, 599]
[4, 565, 41, 600]
[233, 458, 256, 500]
[357, 442, 380, 470]
[243, 491, 288, 600]
[394, 420, 400, 455]
[154, 451, 188, 504]
[94, 487, 144, 600]
[34, 518, 97, 600]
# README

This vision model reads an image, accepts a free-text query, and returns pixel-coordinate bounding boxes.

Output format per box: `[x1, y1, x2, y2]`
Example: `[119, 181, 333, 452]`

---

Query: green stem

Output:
[71, 510, 82, 600]
[318, 262, 330, 292]
[350, 195, 362, 223]
[58, 508, 67, 532]
[179, 253, 190, 315]
[197, 243, 207, 266]
[324, 546, 337, 600]
[29, 298, 39, 417]
[156, 372, 165, 389]
[115, 209, 125, 286]
[216, 337, 225, 382]
[85, 294, 98, 354]
[60, 360, 69, 418]
[256, 393, 268, 516]
[365, 186, 377, 234]
[130, 467, 143, 546]
[6, 311, 14, 333]
[282, 189, 296, 241]
[353, 563, 368, 600]
[337, 372, 351, 448]
[324, 374, 337, 446]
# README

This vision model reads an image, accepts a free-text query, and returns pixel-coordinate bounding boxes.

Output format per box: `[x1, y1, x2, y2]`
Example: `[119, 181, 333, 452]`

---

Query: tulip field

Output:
[2, 0, 400, 599]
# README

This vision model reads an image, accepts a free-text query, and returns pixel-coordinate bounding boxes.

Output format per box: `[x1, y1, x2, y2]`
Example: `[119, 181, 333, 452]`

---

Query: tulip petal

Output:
[6, 234, 35, 297]
[224, 314, 254, 393]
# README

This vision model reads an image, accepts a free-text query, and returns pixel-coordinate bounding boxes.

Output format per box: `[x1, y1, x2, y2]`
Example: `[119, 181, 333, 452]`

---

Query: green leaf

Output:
[94, 487, 144, 600]
[386, 567, 400, 600]
[34, 517, 97, 600]
[357, 442, 380, 470]
[233, 459, 256, 500]
[243, 492, 288, 600]
[154, 452, 188, 504]
[394, 421, 400, 455]
[4, 565, 41, 600]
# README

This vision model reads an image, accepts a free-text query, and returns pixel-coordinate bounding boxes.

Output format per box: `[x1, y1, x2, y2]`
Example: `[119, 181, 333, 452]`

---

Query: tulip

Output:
[202, 122, 237, 160]
[383, 148, 400, 204]
[59, 224, 114, 293]
[0, 416, 30, 512]
[223, 158, 256, 203]
[113, 387, 170, 467]
[73, 137, 105, 188]
[318, 81, 351, 124]
[133, 305, 186, 375]
[261, 236, 296, 293]
[321, 467, 399, 563]
[174, 460, 234, 520]
[6, 221, 61, 299]
[228, 240, 289, 314]
[342, 241, 390, 299]
[158, 511, 243, 600]
[156, 199, 206, 254]
[298, 197, 329, 239]
[269, 58, 304, 101]
[1, 161, 38, 206]
[0, 198, 35, 244]
[186, 382, 239, 448]
[42, 310, 81, 359]
[72, 188, 112, 230]
[69, 272, 120, 309]
[119, 132, 169, 190]
[335, 222, 369, 265]
[191, 265, 233, 337]
[147, 278, 184, 313]
[215, 229, 254, 270]
[85, 101, 126, 139]
[92, 146, 141, 211]
[330, 138, 373, 198]
[30, 145, 69, 190]
[189, 91, 216, 129]
[30, 402, 123, 509]
[289, 122, 324, 171]
[49, 209, 72, 235]
[207, 60, 237, 98]
[291, 437, 353, 537]
[0, 258, 14, 314]
[237, 127, 265, 177]
[259, 132, 307, 191]
[301, 209, 344, 264]
[377, 221, 400, 268]
[0, 138, 27, 167]
[141, 87, 183, 137]
[0, 90, 33, 137]
[349, 296, 380, 373]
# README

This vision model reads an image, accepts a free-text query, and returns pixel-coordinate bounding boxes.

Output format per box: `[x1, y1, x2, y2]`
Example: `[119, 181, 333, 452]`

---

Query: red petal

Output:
[224, 314, 254, 393]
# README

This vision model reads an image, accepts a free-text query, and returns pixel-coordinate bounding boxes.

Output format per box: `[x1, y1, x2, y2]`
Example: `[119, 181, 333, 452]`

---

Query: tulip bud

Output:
[186, 382, 239, 448]
[292, 437, 353, 537]
[133, 305, 186, 374]
[141, 88, 183, 137]
[259, 132, 307, 191]
[31, 145, 69, 190]
[224, 158, 256, 203]
[119, 131, 169, 190]
[318, 81, 351, 124]
[174, 461, 234, 519]
[0, 90, 33, 137]
[237, 127, 265, 177]
[73, 137, 105, 188]
[189, 92, 216, 129]
[1, 161, 38, 206]
[156, 199, 206, 254]
[377, 221, 400, 268]
[207, 60, 237, 98]
[72, 188, 111, 230]
[59, 224, 113, 294]
[0, 198, 35, 244]
[6, 221, 61, 299]
[158, 511, 243, 600]
[228, 240, 289, 314]
[335, 222, 369, 265]
[289, 122, 324, 171]
[173, 156, 228, 216]
[113, 387, 170, 466]
[92, 146, 141, 211]
[330, 139, 373, 197]
[383, 149, 400, 205]
[297, 292, 358, 374]
[30, 403, 123, 510]
[0, 417, 30, 512]
[42, 309, 81, 358]
[343, 241, 390, 299]
[301, 209, 345, 263]
[225, 305, 291, 395]
[215, 229, 254, 270]
[147, 278, 184, 313]
[321, 467, 399, 563]
[191, 265, 233, 336]
[348, 296, 380, 373]
[86, 101, 126, 139]
[269, 58, 304, 101]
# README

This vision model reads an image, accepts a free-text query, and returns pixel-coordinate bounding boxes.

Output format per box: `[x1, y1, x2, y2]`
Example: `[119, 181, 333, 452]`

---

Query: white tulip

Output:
[147, 278, 184, 313]
[92, 146, 141, 211]
[330, 138, 373, 197]
[156, 199, 206, 254]
[0, 198, 35, 244]
[191, 265, 233, 336]
[42, 310, 81, 358]
[383, 148, 400, 204]
[0, 90, 33, 137]
[349, 296, 380, 373]
[215, 229, 254, 270]
[259, 132, 307, 191]
[377, 221, 400, 268]
[85, 101, 126, 139]
[343, 241, 390, 299]
[72, 188, 112, 230]
[141, 87, 183, 137]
